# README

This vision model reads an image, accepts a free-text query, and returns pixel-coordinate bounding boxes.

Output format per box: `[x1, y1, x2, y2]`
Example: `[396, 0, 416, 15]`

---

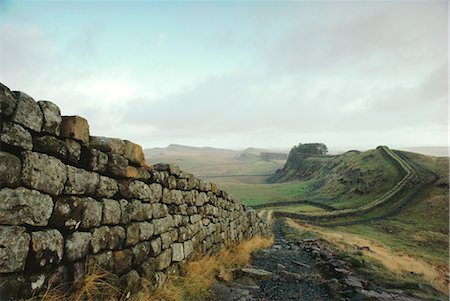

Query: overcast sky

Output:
[1, 1, 447, 150]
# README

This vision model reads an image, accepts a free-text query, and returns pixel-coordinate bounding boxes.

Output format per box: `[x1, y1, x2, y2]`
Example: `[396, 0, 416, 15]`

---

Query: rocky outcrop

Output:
[0, 83, 272, 300]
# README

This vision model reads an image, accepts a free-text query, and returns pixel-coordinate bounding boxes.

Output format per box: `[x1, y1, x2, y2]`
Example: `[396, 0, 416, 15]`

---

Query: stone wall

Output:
[0, 83, 272, 300]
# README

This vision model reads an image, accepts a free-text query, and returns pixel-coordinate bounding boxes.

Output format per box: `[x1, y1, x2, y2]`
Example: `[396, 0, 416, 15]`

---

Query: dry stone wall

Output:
[0, 83, 272, 300]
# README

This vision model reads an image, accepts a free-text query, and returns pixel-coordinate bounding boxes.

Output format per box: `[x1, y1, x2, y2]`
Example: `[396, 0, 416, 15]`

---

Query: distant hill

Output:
[144, 144, 287, 177]
[399, 146, 448, 157]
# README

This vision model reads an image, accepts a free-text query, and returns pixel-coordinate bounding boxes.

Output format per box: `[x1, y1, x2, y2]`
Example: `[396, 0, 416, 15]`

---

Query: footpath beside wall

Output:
[0, 83, 272, 300]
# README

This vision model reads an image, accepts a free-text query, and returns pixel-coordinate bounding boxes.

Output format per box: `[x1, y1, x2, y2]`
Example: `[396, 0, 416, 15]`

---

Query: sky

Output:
[0, 0, 448, 150]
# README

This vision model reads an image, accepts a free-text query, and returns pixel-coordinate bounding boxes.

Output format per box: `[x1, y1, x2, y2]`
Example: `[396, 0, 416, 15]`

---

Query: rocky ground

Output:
[208, 219, 443, 301]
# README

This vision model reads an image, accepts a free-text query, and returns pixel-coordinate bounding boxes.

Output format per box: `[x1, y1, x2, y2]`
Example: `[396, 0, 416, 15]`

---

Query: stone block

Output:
[88, 251, 114, 271]
[124, 166, 150, 180]
[38, 100, 62, 135]
[11, 91, 43, 132]
[64, 165, 99, 195]
[51, 196, 102, 230]
[125, 223, 140, 247]
[131, 241, 150, 265]
[171, 243, 184, 262]
[152, 203, 168, 219]
[33, 135, 68, 159]
[107, 154, 129, 177]
[22, 151, 67, 195]
[65, 232, 91, 261]
[81, 148, 108, 172]
[153, 216, 174, 235]
[89, 136, 125, 155]
[123, 140, 145, 166]
[66, 139, 81, 162]
[60, 115, 89, 145]
[0, 83, 17, 118]
[155, 248, 172, 271]
[97, 176, 118, 198]
[183, 240, 194, 258]
[150, 237, 162, 256]
[0, 121, 33, 150]
[114, 249, 133, 274]
[0, 226, 30, 273]
[120, 270, 140, 294]
[30, 230, 64, 267]
[153, 163, 180, 176]
[91, 226, 110, 254]
[138, 222, 154, 241]
[0, 151, 21, 187]
[108, 226, 126, 250]
[138, 258, 156, 277]
[0, 187, 53, 226]
[101, 198, 121, 225]
[118, 180, 152, 200]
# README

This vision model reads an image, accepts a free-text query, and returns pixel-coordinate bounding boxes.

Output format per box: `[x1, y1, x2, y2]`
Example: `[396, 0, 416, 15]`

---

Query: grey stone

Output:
[152, 203, 168, 219]
[0, 122, 33, 150]
[102, 198, 121, 225]
[171, 243, 184, 262]
[131, 241, 151, 265]
[107, 154, 129, 177]
[0, 83, 17, 118]
[51, 196, 102, 230]
[0, 152, 21, 187]
[114, 249, 133, 274]
[153, 216, 174, 235]
[38, 100, 62, 135]
[127, 199, 147, 221]
[60, 115, 89, 145]
[66, 139, 81, 162]
[138, 222, 154, 241]
[155, 248, 172, 270]
[88, 251, 114, 271]
[0, 187, 53, 226]
[123, 140, 145, 166]
[97, 176, 118, 198]
[65, 232, 92, 261]
[64, 165, 99, 195]
[91, 226, 110, 254]
[108, 226, 126, 250]
[125, 223, 141, 247]
[119, 199, 131, 224]
[82, 148, 108, 172]
[195, 192, 208, 206]
[241, 268, 273, 280]
[118, 180, 152, 200]
[90, 136, 125, 155]
[148, 183, 163, 203]
[183, 240, 194, 258]
[162, 188, 183, 205]
[22, 151, 67, 195]
[120, 270, 140, 294]
[30, 230, 64, 267]
[0, 226, 30, 273]
[150, 237, 162, 256]
[153, 163, 181, 176]
[190, 214, 202, 223]
[138, 258, 157, 277]
[33, 135, 68, 158]
[11, 91, 43, 132]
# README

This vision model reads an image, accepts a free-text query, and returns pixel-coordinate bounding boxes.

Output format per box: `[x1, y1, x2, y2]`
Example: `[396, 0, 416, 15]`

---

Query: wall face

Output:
[0, 83, 271, 300]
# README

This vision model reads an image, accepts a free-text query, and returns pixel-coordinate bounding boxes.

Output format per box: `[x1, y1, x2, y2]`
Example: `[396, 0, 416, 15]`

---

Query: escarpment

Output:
[0, 83, 272, 299]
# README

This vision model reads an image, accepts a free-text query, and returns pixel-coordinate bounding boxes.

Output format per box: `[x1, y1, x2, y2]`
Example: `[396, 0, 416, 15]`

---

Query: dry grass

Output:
[136, 235, 274, 301]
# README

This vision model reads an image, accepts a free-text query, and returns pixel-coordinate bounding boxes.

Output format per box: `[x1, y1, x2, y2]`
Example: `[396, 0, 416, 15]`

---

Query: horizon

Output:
[1, 1, 448, 150]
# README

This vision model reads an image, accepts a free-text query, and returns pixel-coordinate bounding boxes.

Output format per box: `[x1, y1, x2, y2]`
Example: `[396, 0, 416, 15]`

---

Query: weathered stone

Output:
[30, 230, 64, 267]
[60, 116, 89, 144]
[0, 83, 17, 118]
[123, 140, 145, 166]
[125, 223, 141, 247]
[0, 121, 33, 150]
[22, 151, 67, 195]
[0, 226, 30, 273]
[89, 136, 125, 155]
[107, 154, 129, 177]
[152, 203, 169, 219]
[65, 232, 91, 261]
[120, 270, 140, 294]
[51, 196, 102, 230]
[97, 176, 118, 198]
[0, 187, 53, 226]
[125, 166, 150, 180]
[33, 135, 68, 158]
[38, 100, 62, 135]
[66, 139, 81, 162]
[171, 243, 184, 262]
[118, 180, 152, 200]
[195, 192, 208, 206]
[241, 268, 273, 280]
[155, 248, 172, 270]
[138, 222, 154, 241]
[150, 237, 162, 256]
[88, 251, 114, 271]
[176, 178, 189, 190]
[109, 226, 126, 250]
[153, 216, 174, 235]
[161, 232, 174, 249]
[114, 249, 133, 274]
[190, 214, 202, 224]
[11, 91, 43, 132]
[91, 226, 110, 254]
[64, 165, 99, 195]
[154, 163, 181, 176]
[183, 240, 194, 258]
[162, 188, 183, 205]
[138, 258, 157, 277]
[101, 198, 121, 225]
[81, 148, 108, 172]
[131, 241, 150, 265]
[0, 152, 21, 187]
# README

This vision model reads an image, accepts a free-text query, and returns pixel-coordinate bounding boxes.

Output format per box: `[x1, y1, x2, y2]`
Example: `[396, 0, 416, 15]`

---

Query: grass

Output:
[34, 235, 274, 301]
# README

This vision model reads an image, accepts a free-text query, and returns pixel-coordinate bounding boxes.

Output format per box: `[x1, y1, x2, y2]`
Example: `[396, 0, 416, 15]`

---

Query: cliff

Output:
[0, 83, 271, 299]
